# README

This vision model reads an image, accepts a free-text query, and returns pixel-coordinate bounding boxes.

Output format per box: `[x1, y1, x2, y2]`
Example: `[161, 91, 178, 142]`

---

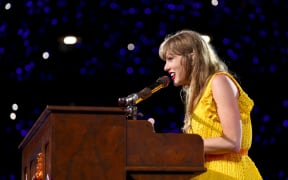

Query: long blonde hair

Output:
[159, 30, 229, 133]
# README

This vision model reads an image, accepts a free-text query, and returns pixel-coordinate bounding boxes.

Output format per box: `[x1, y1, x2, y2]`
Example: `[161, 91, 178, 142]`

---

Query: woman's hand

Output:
[147, 118, 156, 132]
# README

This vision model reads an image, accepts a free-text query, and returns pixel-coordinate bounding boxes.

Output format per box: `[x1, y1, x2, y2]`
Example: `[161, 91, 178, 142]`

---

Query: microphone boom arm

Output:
[118, 75, 171, 120]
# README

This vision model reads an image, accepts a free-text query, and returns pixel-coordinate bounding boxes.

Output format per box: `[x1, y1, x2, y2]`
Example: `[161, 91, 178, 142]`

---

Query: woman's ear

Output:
[189, 52, 195, 58]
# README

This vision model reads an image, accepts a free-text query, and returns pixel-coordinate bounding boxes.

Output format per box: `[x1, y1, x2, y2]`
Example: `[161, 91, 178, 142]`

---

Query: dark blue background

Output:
[1, 0, 287, 179]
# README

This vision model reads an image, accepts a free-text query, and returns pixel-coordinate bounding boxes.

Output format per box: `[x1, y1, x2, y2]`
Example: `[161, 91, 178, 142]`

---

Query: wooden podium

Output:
[18, 105, 206, 180]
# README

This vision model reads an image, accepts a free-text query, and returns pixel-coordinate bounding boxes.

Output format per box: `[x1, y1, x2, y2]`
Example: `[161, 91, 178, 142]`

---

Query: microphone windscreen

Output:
[157, 75, 171, 88]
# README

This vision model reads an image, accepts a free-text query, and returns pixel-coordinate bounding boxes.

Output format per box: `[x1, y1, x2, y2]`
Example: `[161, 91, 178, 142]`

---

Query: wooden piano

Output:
[18, 105, 206, 180]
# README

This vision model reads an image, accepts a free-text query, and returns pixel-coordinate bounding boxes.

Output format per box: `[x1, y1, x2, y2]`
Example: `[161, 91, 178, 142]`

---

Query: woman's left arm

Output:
[203, 74, 242, 154]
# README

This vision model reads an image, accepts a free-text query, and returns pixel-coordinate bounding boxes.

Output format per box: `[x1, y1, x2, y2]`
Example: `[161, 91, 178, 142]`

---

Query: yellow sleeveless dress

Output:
[187, 72, 262, 180]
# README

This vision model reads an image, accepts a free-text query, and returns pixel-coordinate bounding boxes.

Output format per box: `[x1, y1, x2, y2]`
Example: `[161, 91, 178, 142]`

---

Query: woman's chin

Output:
[173, 81, 181, 87]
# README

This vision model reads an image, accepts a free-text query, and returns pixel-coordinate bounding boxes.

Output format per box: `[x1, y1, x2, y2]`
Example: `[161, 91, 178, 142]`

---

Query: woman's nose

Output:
[164, 63, 169, 71]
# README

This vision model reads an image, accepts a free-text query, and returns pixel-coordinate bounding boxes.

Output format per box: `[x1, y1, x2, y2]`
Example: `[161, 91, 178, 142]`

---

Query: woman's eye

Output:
[167, 57, 173, 61]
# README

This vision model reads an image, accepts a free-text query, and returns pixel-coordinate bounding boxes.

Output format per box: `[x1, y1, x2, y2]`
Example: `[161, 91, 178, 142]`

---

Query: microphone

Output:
[118, 75, 171, 106]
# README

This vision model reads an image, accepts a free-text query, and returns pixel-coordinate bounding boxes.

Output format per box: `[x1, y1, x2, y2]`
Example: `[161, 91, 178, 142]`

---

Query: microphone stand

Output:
[126, 104, 138, 120]
[118, 93, 139, 120]
[118, 76, 170, 120]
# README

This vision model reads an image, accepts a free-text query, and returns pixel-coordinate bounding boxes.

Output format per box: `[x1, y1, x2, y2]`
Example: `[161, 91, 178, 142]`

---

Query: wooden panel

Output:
[126, 120, 205, 179]
[19, 106, 127, 180]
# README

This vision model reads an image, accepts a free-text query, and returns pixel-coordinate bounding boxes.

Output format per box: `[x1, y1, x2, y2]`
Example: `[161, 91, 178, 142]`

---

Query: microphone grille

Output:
[157, 75, 171, 88]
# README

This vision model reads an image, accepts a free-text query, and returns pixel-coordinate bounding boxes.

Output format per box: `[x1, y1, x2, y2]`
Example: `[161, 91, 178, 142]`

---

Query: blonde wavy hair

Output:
[159, 30, 229, 133]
